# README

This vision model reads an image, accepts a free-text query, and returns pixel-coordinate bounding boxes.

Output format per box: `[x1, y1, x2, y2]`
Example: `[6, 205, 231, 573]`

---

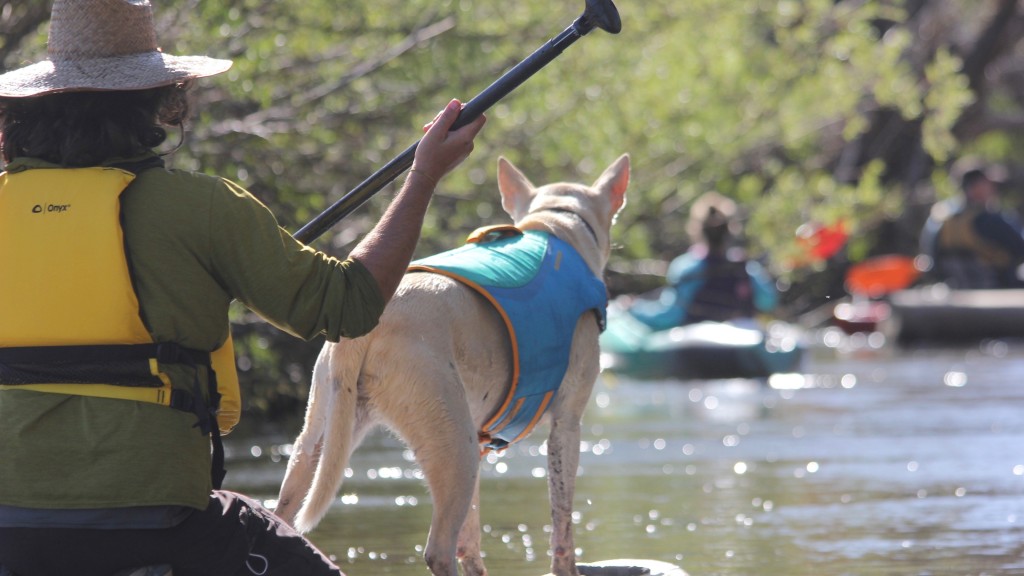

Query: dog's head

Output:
[496, 154, 629, 274]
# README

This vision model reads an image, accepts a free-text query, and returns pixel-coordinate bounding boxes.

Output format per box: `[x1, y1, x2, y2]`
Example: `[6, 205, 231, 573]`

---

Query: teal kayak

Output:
[599, 304, 805, 381]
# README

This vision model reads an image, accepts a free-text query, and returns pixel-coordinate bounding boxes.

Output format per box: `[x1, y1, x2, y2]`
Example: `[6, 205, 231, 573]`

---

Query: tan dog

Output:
[275, 154, 629, 576]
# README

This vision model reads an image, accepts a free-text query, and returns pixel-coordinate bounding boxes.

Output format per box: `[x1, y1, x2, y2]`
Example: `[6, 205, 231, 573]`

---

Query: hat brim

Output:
[0, 51, 232, 97]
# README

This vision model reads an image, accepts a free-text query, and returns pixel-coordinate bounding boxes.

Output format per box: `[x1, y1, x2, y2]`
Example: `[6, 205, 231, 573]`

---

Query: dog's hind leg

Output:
[388, 376, 482, 576]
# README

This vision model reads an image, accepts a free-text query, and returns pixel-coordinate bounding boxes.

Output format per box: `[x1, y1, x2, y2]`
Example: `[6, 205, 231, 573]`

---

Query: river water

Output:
[224, 334, 1024, 575]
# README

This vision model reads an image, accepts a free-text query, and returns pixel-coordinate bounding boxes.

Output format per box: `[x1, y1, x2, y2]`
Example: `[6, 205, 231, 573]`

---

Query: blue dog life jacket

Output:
[409, 226, 607, 451]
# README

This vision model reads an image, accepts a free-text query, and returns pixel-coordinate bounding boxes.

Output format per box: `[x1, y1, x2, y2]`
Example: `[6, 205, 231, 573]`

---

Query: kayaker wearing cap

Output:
[0, 1, 485, 575]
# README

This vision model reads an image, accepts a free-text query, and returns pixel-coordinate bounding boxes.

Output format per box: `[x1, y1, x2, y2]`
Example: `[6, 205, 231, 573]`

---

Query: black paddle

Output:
[293, 0, 621, 244]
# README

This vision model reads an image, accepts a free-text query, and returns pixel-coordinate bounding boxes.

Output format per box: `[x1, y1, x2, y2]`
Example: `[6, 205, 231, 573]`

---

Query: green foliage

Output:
[4, 0, 1014, 420]
[921, 49, 975, 162]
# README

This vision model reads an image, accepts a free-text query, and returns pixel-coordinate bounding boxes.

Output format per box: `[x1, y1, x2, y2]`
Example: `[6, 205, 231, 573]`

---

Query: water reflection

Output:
[225, 343, 1024, 575]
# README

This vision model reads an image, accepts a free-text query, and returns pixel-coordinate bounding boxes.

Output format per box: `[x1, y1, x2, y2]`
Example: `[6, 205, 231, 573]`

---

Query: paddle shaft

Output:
[293, 13, 609, 244]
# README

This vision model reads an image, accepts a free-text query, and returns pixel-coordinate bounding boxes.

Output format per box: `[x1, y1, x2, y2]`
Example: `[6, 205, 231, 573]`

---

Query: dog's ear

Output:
[497, 156, 537, 221]
[593, 154, 630, 218]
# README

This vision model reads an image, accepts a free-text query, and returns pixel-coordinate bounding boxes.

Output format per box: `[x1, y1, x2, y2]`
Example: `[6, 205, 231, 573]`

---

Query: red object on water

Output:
[796, 221, 848, 262]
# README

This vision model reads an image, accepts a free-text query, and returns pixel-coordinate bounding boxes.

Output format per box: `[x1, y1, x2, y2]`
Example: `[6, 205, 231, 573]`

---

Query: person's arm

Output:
[976, 212, 1024, 260]
[745, 260, 778, 314]
[201, 98, 482, 342]
[349, 99, 487, 303]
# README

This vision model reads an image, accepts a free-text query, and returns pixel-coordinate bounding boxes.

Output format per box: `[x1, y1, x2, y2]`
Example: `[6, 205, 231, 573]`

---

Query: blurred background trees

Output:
[4, 0, 1023, 424]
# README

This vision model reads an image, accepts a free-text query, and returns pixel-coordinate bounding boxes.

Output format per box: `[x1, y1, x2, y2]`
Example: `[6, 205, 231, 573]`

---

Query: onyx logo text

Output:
[31, 203, 71, 214]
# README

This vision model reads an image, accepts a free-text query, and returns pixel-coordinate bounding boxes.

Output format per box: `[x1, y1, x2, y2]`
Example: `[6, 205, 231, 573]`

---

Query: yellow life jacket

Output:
[937, 206, 1012, 268]
[0, 166, 241, 434]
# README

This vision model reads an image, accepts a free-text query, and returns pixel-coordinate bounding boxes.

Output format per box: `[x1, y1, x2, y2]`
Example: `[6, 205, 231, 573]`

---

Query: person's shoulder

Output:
[136, 167, 248, 200]
[150, 167, 228, 187]
[667, 250, 705, 281]
[975, 209, 1021, 232]
[669, 251, 702, 267]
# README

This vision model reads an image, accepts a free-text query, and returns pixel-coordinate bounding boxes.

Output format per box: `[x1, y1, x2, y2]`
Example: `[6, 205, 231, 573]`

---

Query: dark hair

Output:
[0, 82, 192, 166]
[701, 206, 732, 248]
[960, 168, 989, 192]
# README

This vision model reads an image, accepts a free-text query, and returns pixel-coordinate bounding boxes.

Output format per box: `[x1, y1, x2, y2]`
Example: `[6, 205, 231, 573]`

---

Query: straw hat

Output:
[0, 0, 232, 98]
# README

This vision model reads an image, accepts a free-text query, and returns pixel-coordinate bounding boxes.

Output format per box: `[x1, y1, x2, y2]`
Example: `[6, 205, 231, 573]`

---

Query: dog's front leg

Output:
[456, 469, 487, 576]
[547, 413, 583, 576]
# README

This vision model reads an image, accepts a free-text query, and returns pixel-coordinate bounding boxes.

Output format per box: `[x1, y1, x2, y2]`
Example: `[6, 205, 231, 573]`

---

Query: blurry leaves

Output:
[3, 0, 1021, 419]
[922, 49, 976, 162]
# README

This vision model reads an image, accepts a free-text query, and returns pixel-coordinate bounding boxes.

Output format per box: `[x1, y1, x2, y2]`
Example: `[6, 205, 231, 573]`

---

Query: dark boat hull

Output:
[889, 286, 1024, 342]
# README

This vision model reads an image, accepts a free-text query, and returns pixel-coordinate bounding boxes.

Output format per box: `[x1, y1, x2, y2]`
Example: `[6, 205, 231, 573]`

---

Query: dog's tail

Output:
[288, 338, 368, 533]
[275, 343, 335, 526]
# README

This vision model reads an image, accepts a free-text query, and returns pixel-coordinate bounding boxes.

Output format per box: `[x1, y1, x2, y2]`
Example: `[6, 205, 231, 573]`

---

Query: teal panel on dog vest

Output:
[410, 228, 607, 450]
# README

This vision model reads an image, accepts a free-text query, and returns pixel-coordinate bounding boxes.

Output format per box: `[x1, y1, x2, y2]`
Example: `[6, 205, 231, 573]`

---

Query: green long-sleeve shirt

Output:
[0, 155, 385, 510]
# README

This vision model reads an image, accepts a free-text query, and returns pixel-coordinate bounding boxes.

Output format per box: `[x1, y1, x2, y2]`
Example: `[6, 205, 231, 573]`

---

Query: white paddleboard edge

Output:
[542, 558, 687, 576]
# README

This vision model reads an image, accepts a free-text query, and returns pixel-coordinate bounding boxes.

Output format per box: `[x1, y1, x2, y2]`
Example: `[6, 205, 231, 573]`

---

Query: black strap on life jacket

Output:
[0, 341, 227, 489]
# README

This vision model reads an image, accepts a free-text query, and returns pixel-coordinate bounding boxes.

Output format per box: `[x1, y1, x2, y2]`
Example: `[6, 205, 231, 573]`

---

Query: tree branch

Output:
[206, 16, 455, 138]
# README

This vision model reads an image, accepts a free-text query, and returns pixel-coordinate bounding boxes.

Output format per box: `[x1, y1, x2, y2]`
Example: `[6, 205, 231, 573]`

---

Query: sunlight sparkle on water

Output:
[366, 466, 404, 480]
[581, 438, 611, 455]
[768, 372, 806, 389]
[944, 371, 968, 387]
[394, 496, 418, 506]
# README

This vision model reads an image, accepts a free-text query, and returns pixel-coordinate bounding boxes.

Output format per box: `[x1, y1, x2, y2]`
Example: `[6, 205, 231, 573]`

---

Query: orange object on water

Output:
[845, 255, 920, 297]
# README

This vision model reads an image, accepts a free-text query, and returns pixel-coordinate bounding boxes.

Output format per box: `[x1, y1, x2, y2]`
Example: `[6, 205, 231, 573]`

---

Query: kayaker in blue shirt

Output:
[630, 192, 777, 329]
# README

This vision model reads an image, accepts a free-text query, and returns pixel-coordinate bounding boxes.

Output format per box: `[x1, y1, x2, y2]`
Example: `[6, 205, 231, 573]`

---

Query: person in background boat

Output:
[0, 1, 485, 576]
[919, 159, 1024, 289]
[628, 191, 778, 330]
